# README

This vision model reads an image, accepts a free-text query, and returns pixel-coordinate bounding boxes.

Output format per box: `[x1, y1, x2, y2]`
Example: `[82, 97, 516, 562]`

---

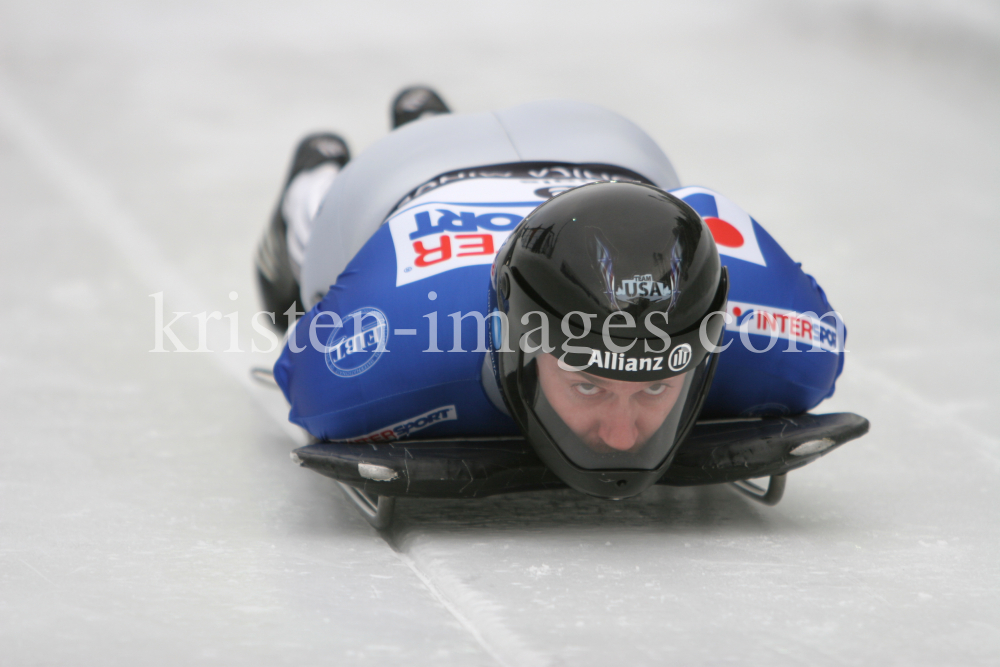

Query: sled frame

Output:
[731, 474, 786, 506]
[337, 482, 395, 530]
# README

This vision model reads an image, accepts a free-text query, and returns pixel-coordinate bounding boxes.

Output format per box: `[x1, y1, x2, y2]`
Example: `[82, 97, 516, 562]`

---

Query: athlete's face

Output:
[536, 353, 686, 453]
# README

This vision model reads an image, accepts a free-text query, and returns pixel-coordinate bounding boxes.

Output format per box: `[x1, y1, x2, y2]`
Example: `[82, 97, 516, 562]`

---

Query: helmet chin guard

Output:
[488, 181, 729, 499]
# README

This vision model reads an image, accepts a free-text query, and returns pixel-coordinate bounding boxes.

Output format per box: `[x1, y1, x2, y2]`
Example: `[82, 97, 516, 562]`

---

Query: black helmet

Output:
[488, 181, 728, 499]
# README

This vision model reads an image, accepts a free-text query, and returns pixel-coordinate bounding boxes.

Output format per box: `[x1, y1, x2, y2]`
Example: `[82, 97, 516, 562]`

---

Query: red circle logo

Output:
[704, 216, 744, 248]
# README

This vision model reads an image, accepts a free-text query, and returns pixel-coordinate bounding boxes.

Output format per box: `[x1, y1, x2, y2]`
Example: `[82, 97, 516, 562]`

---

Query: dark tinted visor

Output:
[522, 350, 710, 471]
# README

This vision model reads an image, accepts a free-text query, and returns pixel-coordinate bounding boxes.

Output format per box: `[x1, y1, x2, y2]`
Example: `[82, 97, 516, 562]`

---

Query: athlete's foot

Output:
[255, 133, 350, 331]
[284, 133, 350, 179]
[391, 86, 450, 129]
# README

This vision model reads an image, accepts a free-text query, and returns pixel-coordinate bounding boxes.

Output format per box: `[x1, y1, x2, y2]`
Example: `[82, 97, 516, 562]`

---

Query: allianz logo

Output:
[615, 274, 673, 304]
[586, 343, 692, 373]
[588, 350, 664, 372]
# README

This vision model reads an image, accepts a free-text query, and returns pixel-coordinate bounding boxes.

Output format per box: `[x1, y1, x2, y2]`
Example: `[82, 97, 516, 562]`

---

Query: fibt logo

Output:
[324, 307, 389, 377]
[615, 274, 675, 304]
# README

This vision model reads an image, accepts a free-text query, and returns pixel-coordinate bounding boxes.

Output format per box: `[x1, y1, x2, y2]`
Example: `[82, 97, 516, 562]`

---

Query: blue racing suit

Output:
[274, 165, 845, 443]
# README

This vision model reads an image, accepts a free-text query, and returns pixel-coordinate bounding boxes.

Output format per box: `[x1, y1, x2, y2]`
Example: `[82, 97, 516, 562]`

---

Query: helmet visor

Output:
[523, 350, 707, 471]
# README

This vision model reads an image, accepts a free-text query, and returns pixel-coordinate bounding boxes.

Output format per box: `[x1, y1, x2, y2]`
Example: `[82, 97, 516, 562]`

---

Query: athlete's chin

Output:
[583, 437, 646, 455]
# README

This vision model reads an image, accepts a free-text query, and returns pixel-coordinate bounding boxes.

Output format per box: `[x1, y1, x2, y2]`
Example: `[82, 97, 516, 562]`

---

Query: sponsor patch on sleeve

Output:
[343, 405, 459, 444]
[388, 203, 528, 286]
[670, 186, 767, 267]
[387, 177, 596, 286]
[726, 300, 842, 352]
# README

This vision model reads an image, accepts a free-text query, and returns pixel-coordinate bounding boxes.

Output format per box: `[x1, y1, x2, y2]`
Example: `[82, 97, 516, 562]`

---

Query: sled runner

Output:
[291, 412, 869, 529]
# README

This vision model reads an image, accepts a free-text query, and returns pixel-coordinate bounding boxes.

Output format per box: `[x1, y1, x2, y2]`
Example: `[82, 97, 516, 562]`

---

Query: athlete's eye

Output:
[643, 383, 667, 396]
[574, 383, 601, 396]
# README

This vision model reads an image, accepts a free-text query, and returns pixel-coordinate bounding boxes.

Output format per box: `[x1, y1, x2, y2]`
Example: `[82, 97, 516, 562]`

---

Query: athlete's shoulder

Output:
[669, 186, 770, 268]
[669, 184, 836, 314]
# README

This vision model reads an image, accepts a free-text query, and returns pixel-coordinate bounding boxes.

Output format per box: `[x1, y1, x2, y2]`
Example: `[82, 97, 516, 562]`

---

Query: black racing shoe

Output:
[255, 133, 350, 332]
[391, 86, 450, 129]
[283, 133, 350, 185]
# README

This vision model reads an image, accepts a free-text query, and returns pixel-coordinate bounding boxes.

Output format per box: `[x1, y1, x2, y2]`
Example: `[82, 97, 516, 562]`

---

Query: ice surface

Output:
[1, 1, 997, 665]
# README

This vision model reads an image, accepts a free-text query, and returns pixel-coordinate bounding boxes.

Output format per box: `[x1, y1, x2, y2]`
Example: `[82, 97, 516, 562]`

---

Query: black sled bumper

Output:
[292, 412, 869, 500]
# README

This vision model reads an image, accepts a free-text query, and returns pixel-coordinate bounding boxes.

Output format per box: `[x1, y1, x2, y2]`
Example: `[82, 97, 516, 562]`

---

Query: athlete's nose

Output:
[597, 401, 640, 451]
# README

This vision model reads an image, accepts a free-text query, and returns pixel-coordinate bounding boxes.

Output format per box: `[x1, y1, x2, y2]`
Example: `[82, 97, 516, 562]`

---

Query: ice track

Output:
[1, 1, 998, 665]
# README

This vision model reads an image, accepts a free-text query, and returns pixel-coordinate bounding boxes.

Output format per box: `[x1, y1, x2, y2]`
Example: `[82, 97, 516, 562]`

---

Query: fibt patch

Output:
[387, 177, 593, 286]
[670, 186, 767, 267]
[726, 300, 841, 353]
[324, 307, 389, 377]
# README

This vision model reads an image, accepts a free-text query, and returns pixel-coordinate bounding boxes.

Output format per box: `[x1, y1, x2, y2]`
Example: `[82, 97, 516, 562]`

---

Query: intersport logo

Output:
[343, 405, 458, 444]
[389, 204, 530, 286]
